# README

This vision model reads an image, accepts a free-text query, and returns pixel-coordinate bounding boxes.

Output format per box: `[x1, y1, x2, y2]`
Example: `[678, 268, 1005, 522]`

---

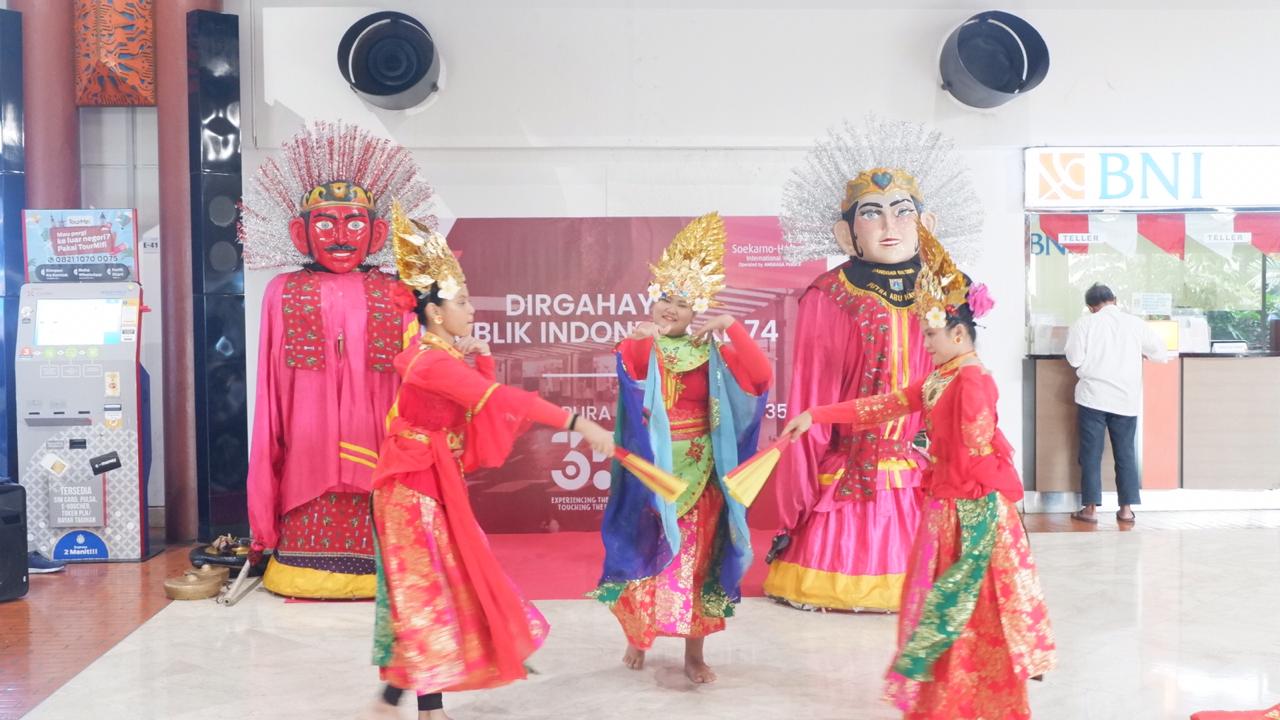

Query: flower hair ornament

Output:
[391, 200, 465, 301]
[779, 115, 983, 268]
[916, 226, 994, 330]
[647, 212, 727, 314]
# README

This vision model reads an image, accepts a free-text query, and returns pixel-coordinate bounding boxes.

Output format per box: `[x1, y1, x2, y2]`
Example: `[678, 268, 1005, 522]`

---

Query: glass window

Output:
[1027, 212, 1280, 352]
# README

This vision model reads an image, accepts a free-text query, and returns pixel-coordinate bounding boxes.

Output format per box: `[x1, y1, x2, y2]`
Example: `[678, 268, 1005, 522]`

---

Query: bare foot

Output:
[1071, 505, 1098, 524]
[684, 637, 717, 684]
[684, 657, 717, 684]
[623, 645, 646, 670]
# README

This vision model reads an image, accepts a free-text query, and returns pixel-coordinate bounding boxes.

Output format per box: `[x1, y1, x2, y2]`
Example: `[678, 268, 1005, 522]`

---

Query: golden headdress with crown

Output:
[915, 226, 971, 329]
[391, 200, 466, 300]
[648, 212, 727, 313]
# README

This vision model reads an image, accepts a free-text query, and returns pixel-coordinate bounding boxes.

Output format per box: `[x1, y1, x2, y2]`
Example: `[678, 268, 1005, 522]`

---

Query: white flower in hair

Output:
[925, 306, 948, 330]
[692, 297, 710, 313]
[437, 276, 461, 300]
[648, 283, 663, 301]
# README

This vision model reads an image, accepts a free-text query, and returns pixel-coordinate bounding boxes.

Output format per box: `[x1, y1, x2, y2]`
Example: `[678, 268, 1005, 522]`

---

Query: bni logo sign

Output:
[1032, 149, 1206, 205]
[1036, 152, 1087, 201]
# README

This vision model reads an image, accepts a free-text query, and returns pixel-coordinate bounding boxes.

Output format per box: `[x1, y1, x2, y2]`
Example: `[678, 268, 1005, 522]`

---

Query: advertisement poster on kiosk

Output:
[14, 208, 148, 562]
[22, 208, 138, 283]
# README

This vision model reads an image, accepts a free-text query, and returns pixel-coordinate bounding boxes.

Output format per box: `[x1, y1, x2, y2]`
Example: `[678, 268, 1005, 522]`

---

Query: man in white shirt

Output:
[1064, 284, 1170, 524]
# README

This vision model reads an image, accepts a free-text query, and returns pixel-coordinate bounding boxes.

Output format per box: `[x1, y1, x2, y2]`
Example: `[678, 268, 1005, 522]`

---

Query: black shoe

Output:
[765, 533, 790, 564]
[28, 551, 65, 574]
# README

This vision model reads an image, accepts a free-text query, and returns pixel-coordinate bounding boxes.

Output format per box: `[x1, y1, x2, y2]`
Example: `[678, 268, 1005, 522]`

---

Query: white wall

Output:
[227, 0, 1280, 469]
[79, 107, 165, 506]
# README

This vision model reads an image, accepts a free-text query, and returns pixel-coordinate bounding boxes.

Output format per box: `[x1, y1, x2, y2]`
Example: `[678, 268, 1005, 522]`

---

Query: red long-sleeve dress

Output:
[807, 354, 1056, 719]
[370, 332, 569, 694]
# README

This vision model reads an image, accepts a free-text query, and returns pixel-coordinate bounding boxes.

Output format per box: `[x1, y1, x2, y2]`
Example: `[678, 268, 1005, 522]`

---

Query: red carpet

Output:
[1191, 707, 1280, 720]
[490, 529, 775, 601]
[284, 597, 372, 604]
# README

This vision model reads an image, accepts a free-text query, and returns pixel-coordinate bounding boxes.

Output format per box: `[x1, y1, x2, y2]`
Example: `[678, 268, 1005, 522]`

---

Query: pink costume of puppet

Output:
[241, 122, 433, 599]
[764, 117, 984, 611]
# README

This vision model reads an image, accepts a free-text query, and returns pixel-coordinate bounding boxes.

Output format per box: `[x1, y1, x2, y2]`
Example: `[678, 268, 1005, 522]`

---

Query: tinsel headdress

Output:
[392, 200, 466, 300]
[780, 115, 983, 267]
[647, 212, 727, 313]
[240, 121, 435, 269]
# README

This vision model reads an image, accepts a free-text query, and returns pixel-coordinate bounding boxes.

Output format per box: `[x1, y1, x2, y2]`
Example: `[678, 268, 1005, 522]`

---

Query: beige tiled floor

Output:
[23, 529, 1280, 719]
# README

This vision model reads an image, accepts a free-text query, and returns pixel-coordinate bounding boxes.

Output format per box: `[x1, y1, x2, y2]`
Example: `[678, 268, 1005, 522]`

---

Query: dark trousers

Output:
[1077, 404, 1141, 507]
[383, 686, 442, 711]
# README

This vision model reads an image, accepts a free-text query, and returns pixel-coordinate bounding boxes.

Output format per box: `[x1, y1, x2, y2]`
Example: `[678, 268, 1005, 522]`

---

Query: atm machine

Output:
[14, 282, 148, 561]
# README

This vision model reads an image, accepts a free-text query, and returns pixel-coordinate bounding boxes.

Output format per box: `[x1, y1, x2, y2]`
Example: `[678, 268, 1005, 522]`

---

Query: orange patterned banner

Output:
[75, 0, 155, 107]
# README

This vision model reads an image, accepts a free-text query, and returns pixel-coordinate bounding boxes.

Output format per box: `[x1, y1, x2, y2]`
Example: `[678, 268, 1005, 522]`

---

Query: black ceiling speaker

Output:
[939, 11, 1048, 109]
[338, 11, 442, 110]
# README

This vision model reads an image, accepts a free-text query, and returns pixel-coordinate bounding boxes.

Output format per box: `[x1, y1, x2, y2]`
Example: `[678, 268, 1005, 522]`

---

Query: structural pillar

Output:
[0, 9, 27, 484]
[9, 0, 78, 209]
[156, 0, 222, 542]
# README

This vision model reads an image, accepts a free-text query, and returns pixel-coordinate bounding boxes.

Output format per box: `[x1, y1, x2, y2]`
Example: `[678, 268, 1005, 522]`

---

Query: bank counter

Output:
[1025, 353, 1280, 494]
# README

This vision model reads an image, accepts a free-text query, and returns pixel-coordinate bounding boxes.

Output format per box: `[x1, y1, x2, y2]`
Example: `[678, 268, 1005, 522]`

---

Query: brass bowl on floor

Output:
[164, 571, 222, 601]
[190, 564, 230, 583]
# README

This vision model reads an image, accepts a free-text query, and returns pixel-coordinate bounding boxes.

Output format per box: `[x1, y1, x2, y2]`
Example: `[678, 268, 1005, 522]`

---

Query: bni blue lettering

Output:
[1100, 153, 1133, 200]
[1140, 152, 1180, 200]
[1192, 152, 1204, 199]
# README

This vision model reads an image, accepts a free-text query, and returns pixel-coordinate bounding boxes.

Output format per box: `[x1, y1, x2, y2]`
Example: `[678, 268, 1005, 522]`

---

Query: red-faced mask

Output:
[287, 181, 389, 274]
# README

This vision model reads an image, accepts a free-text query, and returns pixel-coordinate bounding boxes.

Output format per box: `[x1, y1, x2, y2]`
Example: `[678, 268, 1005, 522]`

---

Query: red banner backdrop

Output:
[446, 216, 824, 533]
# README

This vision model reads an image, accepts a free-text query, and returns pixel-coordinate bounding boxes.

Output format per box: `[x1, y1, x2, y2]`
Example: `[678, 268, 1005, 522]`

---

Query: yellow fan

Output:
[614, 448, 688, 503]
[724, 437, 792, 507]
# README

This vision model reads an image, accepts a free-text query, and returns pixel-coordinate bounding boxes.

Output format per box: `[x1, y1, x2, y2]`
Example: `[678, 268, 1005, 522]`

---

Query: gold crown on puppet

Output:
[647, 212, 727, 314]
[392, 200, 465, 300]
[300, 181, 375, 212]
[841, 167, 923, 212]
[915, 226, 970, 330]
